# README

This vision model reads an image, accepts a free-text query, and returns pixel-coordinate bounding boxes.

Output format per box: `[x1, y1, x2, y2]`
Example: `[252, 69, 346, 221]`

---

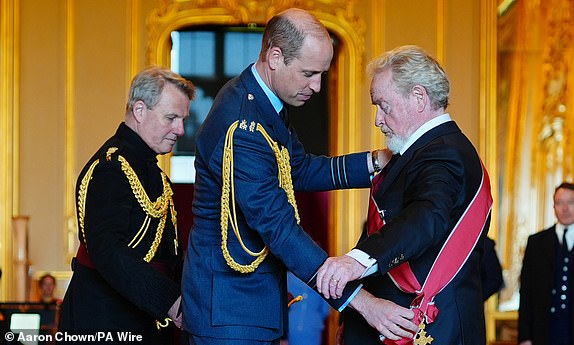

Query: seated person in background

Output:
[38, 273, 60, 305]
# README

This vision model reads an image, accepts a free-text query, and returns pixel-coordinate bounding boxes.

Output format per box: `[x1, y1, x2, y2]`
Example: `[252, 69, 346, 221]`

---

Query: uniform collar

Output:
[116, 123, 158, 163]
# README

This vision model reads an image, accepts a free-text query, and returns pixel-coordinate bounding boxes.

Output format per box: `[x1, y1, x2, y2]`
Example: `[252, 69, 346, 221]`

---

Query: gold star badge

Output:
[414, 321, 434, 345]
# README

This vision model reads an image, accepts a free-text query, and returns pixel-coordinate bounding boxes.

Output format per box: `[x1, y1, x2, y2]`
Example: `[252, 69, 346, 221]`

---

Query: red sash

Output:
[367, 163, 492, 345]
[76, 243, 170, 274]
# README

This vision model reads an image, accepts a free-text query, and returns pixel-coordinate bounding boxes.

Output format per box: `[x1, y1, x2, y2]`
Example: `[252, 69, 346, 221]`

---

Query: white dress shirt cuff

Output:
[346, 249, 378, 278]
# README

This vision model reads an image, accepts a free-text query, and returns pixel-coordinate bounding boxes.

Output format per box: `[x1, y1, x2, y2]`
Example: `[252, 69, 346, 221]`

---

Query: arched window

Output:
[169, 26, 332, 183]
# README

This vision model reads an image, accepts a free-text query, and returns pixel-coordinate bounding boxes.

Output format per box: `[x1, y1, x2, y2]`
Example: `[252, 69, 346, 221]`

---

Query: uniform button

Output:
[551, 307, 556, 313]
[564, 276, 568, 281]
[562, 285, 568, 291]
[565, 257, 570, 263]
[562, 304, 567, 309]
[564, 266, 569, 272]
[552, 289, 556, 294]
[561, 294, 567, 300]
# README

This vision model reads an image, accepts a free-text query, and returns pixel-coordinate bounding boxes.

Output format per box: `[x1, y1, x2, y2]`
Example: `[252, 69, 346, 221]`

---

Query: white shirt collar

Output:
[399, 113, 452, 155]
[556, 223, 573, 249]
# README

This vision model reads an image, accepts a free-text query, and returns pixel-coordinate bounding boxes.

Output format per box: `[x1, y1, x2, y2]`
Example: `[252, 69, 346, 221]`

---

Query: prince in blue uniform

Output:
[181, 8, 381, 345]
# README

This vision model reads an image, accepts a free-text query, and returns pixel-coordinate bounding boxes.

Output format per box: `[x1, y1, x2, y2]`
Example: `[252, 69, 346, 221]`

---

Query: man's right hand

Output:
[349, 289, 418, 341]
[167, 296, 182, 329]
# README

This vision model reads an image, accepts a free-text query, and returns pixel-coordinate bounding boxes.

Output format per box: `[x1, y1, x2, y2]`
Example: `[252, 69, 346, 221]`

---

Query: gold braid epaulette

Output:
[77, 147, 177, 262]
[221, 120, 300, 273]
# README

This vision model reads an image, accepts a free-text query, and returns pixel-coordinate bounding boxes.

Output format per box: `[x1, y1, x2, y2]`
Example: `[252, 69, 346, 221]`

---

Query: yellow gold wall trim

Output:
[65, 0, 78, 262]
[436, 0, 445, 63]
[127, 0, 140, 80]
[479, 1, 499, 342]
[0, 0, 20, 300]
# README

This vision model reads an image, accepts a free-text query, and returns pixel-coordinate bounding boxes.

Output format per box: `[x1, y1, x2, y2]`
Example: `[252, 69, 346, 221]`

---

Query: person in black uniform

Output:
[58, 66, 195, 344]
[519, 182, 574, 345]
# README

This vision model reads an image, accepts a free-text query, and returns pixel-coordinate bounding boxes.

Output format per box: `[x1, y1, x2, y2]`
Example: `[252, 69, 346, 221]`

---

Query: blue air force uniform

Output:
[181, 65, 371, 342]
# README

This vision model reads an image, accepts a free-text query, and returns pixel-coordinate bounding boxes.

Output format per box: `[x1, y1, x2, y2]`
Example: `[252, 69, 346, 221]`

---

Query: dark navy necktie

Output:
[279, 106, 289, 127]
[563, 227, 569, 252]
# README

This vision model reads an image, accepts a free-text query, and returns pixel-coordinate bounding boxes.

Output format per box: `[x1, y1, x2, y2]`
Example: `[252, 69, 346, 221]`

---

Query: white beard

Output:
[385, 134, 407, 154]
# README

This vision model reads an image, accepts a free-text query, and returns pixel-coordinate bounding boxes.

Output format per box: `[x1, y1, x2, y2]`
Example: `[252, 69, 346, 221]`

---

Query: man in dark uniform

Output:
[519, 182, 574, 345]
[59, 66, 195, 344]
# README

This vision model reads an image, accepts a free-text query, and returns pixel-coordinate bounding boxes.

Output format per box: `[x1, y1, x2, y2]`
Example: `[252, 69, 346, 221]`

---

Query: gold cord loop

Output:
[155, 318, 172, 330]
[220, 121, 300, 273]
[77, 147, 178, 261]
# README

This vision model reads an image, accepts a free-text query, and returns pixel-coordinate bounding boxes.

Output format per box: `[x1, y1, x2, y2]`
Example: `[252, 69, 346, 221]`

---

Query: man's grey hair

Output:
[367, 45, 450, 110]
[125, 66, 195, 115]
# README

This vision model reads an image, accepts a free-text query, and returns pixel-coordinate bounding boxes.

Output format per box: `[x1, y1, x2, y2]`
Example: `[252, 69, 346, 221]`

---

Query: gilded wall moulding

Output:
[155, 0, 360, 22]
[147, 0, 365, 69]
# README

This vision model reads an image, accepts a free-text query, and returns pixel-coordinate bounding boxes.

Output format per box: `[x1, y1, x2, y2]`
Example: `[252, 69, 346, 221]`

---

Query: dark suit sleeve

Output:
[356, 145, 466, 273]
[518, 237, 534, 342]
[480, 237, 504, 300]
[306, 272, 362, 311]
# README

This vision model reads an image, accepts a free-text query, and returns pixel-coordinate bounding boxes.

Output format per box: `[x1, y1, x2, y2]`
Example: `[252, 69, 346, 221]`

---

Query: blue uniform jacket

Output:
[182, 65, 370, 341]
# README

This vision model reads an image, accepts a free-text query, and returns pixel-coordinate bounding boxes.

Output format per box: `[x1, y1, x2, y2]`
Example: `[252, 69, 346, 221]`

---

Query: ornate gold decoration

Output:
[1, 0, 19, 299]
[64, 0, 78, 264]
[147, 0, 364, 69]
[77, 149, 177, 262]
[257, 123, 300, 225]
[414, 321, 434, 345]
[127, 215, 152, 248]
[155, 317, 171, 329]
[480, 3, 501, 342]
[493, 0, 574, 318]
[77, 159, 100, 243]
[220, 120, 300, 273]
[537, 0, 573, 177]
[117, 155, 177, 262]
[106, 147, 118, 160]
